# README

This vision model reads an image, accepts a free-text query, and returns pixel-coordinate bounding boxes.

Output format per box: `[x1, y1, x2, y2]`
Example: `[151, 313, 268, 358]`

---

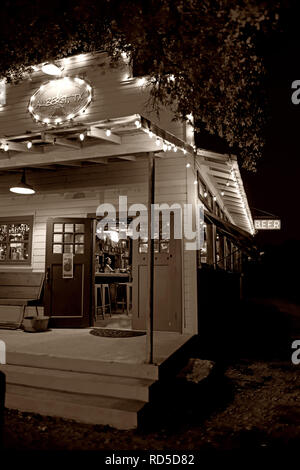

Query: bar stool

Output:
[115, 283, 127, 313]
[94, 283, 111, 319]
[116, 282, 133, 315]
[101, 284, 112, 317]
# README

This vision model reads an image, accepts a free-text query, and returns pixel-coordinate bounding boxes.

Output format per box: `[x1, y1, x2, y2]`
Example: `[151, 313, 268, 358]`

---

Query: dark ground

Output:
[2, 297, 299, 453]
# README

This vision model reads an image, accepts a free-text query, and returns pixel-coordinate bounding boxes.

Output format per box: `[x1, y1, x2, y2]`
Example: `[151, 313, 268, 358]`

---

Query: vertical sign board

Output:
[0, 81, 6, 106]
[254, 219, 281, 230]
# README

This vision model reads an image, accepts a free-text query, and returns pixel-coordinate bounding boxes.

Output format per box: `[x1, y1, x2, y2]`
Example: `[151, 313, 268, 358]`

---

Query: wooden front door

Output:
[132, 215, 182, 332]
[44, 218, 93, 328]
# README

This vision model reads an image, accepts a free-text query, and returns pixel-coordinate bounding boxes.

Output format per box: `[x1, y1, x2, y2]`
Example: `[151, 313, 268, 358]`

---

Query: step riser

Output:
[4, 371, 150, 402]
[5, 392, 138, 430]
[7, 352, 159, 380]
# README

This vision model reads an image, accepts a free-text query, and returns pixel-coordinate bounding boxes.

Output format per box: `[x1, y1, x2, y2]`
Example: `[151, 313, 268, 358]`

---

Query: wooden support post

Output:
[146, 152, 155, 364]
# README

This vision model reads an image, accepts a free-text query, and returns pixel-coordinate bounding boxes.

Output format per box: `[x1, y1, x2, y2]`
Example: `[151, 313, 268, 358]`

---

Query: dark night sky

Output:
[241, 4, 300, 248]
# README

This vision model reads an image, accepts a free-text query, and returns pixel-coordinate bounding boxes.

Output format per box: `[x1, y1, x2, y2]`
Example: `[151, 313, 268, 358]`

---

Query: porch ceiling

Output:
[197, 149, 254, 235]
[0, 114, 194, 172]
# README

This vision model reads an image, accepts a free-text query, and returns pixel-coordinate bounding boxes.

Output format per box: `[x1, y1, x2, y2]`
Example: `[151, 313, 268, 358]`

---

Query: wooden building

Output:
[0, 52, 255, 334]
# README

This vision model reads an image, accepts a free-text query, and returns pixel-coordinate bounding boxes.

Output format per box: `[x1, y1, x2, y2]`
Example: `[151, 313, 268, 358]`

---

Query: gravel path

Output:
[3, 359, 299, 451]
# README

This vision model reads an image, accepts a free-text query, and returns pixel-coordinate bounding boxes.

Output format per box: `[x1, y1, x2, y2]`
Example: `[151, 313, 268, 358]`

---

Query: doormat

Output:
[90, 328, 146, 338]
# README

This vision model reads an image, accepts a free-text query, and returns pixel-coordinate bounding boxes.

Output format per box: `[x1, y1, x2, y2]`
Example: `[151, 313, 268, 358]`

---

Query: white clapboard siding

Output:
[0, 52, 184, 139]
[0, 157, 197, 334]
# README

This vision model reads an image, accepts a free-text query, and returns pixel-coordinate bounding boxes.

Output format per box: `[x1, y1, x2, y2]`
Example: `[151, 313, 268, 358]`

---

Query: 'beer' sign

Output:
[28, 77, 92, 125]
[254, 219, 281, 230]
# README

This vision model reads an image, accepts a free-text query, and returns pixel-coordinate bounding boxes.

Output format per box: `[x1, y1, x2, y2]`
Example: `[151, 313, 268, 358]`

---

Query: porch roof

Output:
[197, 149, 255, 234]
[0, 114, 194, 172]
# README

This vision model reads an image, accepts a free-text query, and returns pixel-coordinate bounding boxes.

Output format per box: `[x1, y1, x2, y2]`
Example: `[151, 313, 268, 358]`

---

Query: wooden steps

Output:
[2, 336, 195, 429]
[5, 383, 145, 430]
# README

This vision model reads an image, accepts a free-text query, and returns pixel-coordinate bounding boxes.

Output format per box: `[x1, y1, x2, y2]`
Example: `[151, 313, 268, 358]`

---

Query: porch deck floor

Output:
[0, 328, 193, 366]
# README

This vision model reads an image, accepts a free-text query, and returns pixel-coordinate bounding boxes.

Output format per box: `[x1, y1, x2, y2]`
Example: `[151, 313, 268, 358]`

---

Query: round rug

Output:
[90, 328, 146, 338]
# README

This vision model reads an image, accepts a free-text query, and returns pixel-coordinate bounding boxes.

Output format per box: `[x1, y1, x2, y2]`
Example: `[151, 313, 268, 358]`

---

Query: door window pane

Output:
[54, 223, 63, 233]
[75, 234, 84, 244]
[53, 234, 63, 243]
[75, 224, 85, 233]
[75, 244, 84, 254]
[64, 224, 74, 233]
[53, 244, 63, 254]
[64, 244, 73, 253]
[64, 233, 74, 243]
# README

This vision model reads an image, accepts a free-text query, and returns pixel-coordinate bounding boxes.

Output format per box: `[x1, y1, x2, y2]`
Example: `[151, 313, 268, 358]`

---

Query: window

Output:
[0, 216, 33, 264]
[53, 223, 85, 255]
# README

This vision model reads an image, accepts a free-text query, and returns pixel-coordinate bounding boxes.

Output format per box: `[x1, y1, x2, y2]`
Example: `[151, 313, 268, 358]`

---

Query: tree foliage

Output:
[0, 0, 280, 170]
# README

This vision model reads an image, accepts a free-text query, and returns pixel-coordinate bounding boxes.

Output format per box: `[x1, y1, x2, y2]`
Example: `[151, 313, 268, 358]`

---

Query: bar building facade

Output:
[0, 52, 255, 334]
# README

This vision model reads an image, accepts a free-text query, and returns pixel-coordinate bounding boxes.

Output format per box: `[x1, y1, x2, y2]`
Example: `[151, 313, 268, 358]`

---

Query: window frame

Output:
[0, 215, 33, 265]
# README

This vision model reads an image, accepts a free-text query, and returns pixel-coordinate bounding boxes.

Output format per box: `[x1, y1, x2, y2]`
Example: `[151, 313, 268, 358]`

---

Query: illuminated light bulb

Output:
[226, 181, 230, 186]
[75, 77, 84, 84]
[43, 118, 50, 124]
[55, 118, 62, 124]
[149, 131, 153, 138]
[41, 63, 62, 76]
[204, 191, 208, 198]
[34, 115, 40, 121]
[105, 129, 111, 137]
[186, 163, 191, 168]
[183, 149, 187, 154]
[173, 146, 177, 152]
[67, 114, 74, 120]
[167, 144, 172, 151]
[221, 191, 225, 196]
[156, 138, 160, 147]
[79, 133, 85, 141]
[213, 196, 217, 201]
[163, 142, 168, 152]
[135, 119, 141, 128]
[137, 77, 146, 86]
[28, 105, 33, 113]
[27, 141, 32, 149]
[194, 180, 198, 185]
[4, 143, 9, 151]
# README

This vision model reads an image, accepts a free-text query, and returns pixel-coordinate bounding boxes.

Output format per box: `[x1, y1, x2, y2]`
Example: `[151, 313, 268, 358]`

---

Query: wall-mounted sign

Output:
[28, 77, 92, 125]
[63, 253, 74, 279]
[0, 80, 6, 106]
[254, 219, 281, 230]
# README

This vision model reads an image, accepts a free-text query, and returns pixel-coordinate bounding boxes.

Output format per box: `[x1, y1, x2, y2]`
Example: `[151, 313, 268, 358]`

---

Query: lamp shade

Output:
[10, 171, 35, 195]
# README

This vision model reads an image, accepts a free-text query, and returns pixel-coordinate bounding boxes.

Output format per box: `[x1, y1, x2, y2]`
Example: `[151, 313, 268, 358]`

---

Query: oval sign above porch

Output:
[28, 77, 92, 125]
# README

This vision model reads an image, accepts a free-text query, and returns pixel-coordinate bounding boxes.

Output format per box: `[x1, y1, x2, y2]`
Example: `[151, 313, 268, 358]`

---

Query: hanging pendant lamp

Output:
[10, 170, 35, 195]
